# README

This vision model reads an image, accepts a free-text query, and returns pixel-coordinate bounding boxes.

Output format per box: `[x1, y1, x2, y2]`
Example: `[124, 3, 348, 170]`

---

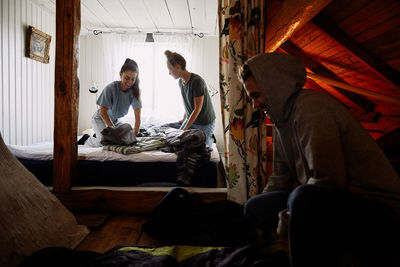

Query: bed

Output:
[7, 127, 221, 188]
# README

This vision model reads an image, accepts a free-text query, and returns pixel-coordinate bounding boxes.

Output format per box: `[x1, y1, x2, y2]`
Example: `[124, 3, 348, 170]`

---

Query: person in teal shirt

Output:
[84, 58, 142, 147]
[164, 50, 216, 148]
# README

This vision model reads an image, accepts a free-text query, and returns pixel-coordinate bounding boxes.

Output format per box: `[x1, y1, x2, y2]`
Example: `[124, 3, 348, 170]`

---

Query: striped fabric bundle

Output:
[103, 136, 167, 155]
[177, 152, 205, 186]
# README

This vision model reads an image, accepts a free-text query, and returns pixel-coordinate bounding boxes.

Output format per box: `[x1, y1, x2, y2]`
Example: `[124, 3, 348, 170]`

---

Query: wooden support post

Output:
[53, 0, 81, 193]
[265, 0, 332, 52]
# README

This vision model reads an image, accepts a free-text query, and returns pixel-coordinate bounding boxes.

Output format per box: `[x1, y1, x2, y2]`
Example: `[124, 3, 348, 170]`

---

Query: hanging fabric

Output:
[219, 0, 267, 204]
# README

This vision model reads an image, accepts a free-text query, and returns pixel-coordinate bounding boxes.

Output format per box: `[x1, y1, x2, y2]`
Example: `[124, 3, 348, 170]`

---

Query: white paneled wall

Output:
[78, 34, 122, 134]
[0, 0, 55, 145]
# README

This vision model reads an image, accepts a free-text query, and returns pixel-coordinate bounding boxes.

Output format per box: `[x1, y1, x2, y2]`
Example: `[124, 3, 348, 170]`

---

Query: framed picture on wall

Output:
[27, 26, 51, 64]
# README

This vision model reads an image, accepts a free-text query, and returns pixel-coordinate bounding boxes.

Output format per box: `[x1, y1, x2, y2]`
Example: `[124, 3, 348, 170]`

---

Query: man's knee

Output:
[244, 195, 260, 219]
[288, 184, 322, 212]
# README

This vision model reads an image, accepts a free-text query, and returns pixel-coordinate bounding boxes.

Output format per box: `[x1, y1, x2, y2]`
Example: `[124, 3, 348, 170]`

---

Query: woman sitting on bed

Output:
[81, 58, 142, 147]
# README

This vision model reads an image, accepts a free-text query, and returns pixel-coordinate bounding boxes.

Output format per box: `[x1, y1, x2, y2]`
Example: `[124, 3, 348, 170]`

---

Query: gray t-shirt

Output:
[179, 73, 216, 125]
[96, 81, 142, 122]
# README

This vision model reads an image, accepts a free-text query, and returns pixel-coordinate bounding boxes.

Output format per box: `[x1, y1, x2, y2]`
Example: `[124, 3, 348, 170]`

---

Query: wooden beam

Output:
[53, 0, 81, 193]
[312, 14, 400, 89]
[280, 41, 375, 112]
[265, 0, 332, 52]
[307, 72, 400, 106]
[55, 187, 228, 214]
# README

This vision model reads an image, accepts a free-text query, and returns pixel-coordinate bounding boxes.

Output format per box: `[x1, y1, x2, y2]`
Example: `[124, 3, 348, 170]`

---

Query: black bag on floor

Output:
[142, 188, 258, 246]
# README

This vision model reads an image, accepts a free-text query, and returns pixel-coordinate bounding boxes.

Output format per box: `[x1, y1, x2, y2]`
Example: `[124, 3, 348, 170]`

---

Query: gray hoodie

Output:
[246, 53, 400, 217]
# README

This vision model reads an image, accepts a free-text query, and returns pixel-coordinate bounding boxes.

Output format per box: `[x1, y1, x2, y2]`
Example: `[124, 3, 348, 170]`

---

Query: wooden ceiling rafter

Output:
[307, 72, 400, 106]
[311, 14, 400, 89]
[264, 0, 333, 52]
[303, 77, 327, 93]
[279, 41, 375, 112]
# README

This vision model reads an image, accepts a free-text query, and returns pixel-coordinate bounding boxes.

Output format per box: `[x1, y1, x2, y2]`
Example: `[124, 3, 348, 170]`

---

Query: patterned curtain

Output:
[219, 0, 267, 204]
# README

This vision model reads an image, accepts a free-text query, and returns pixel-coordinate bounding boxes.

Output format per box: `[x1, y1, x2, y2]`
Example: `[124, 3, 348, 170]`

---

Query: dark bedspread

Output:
[19, 244, 289, 267]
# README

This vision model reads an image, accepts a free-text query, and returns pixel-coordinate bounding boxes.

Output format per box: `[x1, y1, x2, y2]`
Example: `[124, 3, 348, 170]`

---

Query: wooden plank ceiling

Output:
[33, 0, 219, 36]
[268, 0, 400, 139]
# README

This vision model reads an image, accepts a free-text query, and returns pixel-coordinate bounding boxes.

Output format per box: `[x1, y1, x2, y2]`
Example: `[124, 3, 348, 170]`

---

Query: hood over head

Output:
[246, 53, 306, 125]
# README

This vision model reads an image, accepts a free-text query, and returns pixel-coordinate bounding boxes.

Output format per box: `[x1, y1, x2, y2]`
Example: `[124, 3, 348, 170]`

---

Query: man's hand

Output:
[277, 208, 289, 240]
[277, 208, 289, 253]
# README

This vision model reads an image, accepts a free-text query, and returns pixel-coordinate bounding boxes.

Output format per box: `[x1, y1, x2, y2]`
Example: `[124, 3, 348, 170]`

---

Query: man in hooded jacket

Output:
[240, 53, 400, 267]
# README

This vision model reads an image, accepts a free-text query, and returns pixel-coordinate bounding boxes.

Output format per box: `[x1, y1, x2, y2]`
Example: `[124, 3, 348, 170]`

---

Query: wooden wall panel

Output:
[364, 26, 400, 52]
[388, 58, 400, 71]
[319, 0, 400, 74]
[348, 2, 399, 38]
[337, 0, 387, 35]
[369, 29, 400, 59]
[0, 0, 55, 145]
[321, 0, 373, 24]
[355, 15, 400, 44]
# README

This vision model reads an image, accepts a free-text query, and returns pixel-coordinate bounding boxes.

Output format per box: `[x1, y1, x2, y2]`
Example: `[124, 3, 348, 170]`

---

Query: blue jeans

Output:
[180, 119, 215, 148]
[245, 184, 400, 267]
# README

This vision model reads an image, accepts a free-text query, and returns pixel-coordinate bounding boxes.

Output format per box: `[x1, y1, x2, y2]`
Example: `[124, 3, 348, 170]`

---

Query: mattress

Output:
[7, 139, 220, 188]
[7, 139, 220, 162]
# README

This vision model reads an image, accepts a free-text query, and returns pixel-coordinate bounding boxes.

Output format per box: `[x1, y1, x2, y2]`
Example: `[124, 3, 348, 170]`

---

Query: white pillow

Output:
[0, 134, 89, 266]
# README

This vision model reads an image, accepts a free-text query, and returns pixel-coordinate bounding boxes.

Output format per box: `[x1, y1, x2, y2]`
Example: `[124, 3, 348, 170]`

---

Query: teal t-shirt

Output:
[96, 81, 142, 122]
[179, 73, 216, 125]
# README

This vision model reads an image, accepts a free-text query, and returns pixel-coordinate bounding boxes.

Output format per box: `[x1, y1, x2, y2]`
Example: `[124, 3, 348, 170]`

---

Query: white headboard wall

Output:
[0, 0, 55, 145]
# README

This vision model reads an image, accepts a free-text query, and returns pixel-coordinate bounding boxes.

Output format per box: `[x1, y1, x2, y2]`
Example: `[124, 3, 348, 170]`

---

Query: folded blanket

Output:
[103, 137, 167, 155]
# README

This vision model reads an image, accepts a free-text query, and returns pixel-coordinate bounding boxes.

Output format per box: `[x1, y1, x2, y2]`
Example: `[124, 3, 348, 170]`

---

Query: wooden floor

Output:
[75, 214, 165, 253]
[72, 186, 228, 254]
